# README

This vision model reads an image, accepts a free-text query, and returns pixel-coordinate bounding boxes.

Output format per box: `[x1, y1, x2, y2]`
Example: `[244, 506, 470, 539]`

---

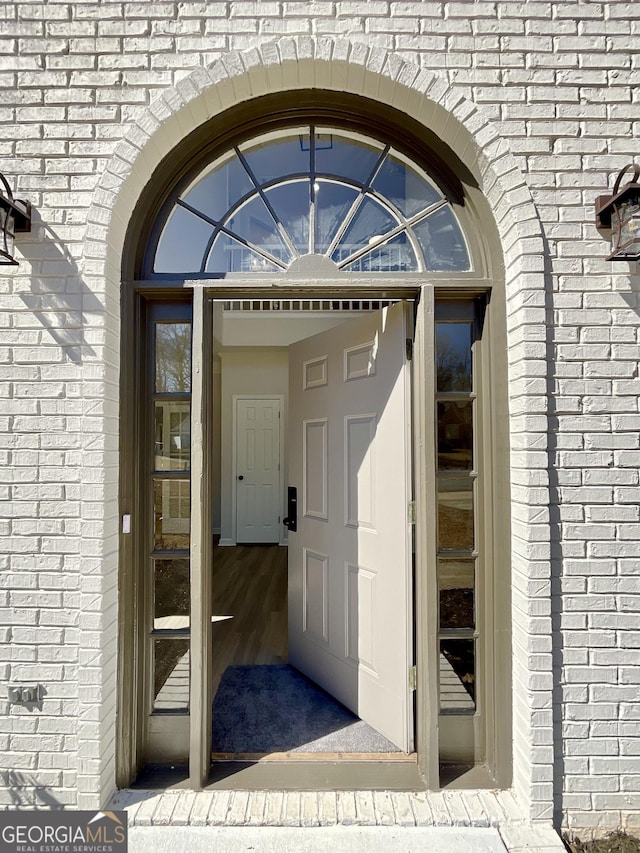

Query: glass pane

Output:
[265, 180, 310, 255]
[331, 197, 399, 264]
[372, 153, 441, 217]
[315, 132, 382, 184]
[437, 401, 473, 470]
[222, 195, 291, 264]
[155, 323, 191, 393]
[155, 402, 190, 471]
[315, 181, 358, 254]
[0, 207, 14, 258]
[181, 153, 254, 222]
[440, 639, 475, 710]
[343, 232, 418, 272]
[149, 127, 475, 277]
[206, 232, 280, 274]
[241, 134, 310, 184]
[154, 206, 214, 273]
[154, 558, 190, 630]
[618, 199, 640, 256]
[439, 559, 475, 629]
[438, 477, 473, 550]
[154, 479, 190, 551]
[153, 638, 190, 712]
[436, 323, 472, 392]
[413, 207, 470, 271]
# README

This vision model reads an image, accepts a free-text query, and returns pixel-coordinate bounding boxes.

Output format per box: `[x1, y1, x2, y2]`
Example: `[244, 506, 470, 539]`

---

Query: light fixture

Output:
[595, 163, 640, 262]
[0, 172, 31, 265]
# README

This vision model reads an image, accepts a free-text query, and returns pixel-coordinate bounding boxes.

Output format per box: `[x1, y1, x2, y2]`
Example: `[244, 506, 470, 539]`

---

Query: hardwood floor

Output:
[211, 542, 288, 699]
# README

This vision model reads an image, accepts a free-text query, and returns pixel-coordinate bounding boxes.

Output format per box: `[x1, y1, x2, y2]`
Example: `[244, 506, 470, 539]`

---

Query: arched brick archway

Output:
[80, 38, 551, 819]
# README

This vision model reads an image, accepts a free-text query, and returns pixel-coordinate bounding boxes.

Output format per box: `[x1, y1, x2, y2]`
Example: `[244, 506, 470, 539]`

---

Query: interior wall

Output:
[219, 312, 368, 347]
[219, 348, 289, 545]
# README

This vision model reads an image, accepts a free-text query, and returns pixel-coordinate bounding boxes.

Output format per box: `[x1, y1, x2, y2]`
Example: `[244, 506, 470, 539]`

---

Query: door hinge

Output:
[408, 501, 416, 524]
[409, 665, 417, 691]
[406, 338, 413, 361]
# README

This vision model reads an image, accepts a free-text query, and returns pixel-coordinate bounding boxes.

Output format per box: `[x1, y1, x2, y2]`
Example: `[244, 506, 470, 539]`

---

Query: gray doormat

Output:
[212, 664, 401, 753]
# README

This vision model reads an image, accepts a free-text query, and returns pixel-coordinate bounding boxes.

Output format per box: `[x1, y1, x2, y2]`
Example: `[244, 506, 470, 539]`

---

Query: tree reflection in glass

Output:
[437, 400, 473, 470]
[436, 323, 472, 392]
[155, 322, 191, 393]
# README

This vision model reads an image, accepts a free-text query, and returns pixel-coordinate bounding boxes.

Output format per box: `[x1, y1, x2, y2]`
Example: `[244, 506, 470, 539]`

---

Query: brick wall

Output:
[1, 1, 639, 834]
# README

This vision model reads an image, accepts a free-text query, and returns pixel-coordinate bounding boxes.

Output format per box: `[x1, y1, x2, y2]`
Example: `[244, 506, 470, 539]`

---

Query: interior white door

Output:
[236, 398, 281, 543]
[287, 303, 413, 751]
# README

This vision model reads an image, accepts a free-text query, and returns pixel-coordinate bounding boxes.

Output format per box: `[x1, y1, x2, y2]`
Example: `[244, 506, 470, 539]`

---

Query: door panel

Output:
[303, 419, 328, 519]
[236, 398, 281, 543]
[288, 303, 413, 751]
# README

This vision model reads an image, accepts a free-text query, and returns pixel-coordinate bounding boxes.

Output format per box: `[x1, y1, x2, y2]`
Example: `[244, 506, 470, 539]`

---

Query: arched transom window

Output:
[151, 126, 471, 276]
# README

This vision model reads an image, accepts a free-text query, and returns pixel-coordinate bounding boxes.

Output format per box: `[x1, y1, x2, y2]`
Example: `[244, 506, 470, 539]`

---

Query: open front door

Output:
[288, 302, 413, 752]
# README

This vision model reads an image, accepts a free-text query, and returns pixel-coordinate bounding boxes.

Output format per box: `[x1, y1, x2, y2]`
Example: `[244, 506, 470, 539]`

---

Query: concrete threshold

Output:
[129, 824, 508, 852]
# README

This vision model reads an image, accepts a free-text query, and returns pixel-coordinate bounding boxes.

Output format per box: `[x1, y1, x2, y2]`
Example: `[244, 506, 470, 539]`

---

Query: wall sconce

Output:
[0, 172, 32, 266]
[595, 164, 640, 262]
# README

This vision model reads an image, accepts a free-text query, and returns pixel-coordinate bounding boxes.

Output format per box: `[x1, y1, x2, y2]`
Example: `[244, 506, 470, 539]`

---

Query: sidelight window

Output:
[436, 307, 478, 718]
[148, 306, 193, 718]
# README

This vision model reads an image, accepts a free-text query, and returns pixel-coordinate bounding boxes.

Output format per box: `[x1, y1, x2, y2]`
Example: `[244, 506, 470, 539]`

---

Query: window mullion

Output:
[309, 126, 316, 255]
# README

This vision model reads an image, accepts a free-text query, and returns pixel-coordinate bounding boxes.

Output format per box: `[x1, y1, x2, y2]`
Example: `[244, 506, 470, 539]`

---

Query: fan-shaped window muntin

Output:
[152, 127, 471, 276]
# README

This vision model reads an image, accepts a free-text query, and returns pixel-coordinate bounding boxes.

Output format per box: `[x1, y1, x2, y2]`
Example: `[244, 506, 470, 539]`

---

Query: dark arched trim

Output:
[123, 90, 479, 280]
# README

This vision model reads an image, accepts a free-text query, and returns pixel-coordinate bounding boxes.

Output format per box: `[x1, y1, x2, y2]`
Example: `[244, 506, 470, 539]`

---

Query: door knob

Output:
[238, 475, 244, 480]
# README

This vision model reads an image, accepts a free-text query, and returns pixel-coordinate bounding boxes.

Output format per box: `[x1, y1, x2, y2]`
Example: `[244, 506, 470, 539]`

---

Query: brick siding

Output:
[1, 1, 639, 836]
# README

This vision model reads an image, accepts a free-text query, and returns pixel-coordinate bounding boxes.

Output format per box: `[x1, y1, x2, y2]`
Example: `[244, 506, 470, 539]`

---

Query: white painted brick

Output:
[226, 790, 251, 826]
[245, 791, 267, 826]
[299, 792, 320, 827]
[0, 0, 638, 834]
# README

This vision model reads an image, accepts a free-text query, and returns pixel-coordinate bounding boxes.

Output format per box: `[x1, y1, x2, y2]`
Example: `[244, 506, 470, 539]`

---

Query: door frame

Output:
[231, 394, 286, 546]
[118, 277, 511, 793]
[190, 284, 438, 789]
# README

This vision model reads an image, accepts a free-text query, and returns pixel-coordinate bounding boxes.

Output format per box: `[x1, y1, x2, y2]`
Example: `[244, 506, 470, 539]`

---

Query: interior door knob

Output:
[238, 475, 244, 480]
